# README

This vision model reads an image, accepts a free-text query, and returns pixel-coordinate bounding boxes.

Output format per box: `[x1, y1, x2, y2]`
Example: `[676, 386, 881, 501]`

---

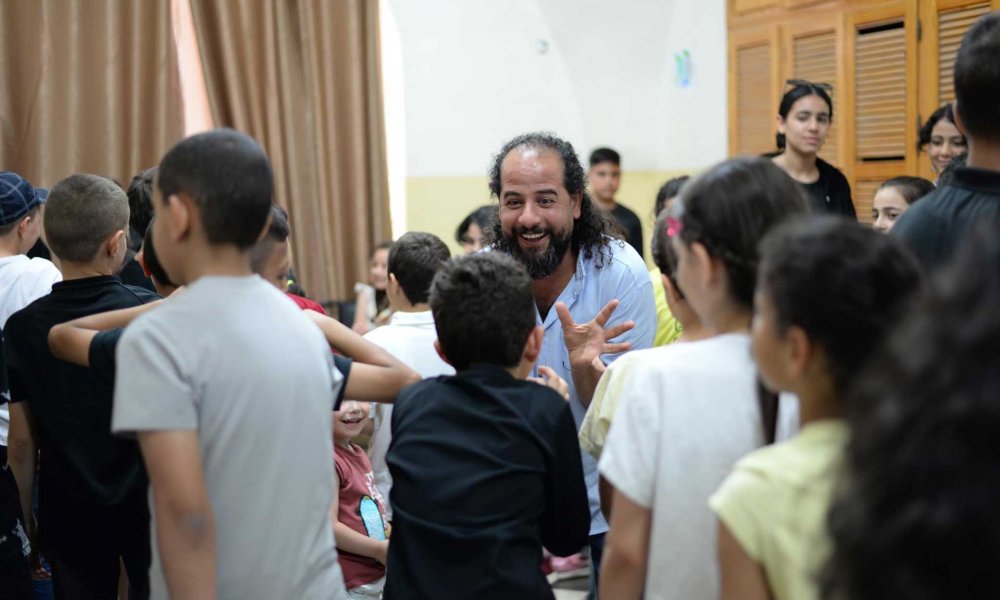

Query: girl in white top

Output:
[598, 157, 809, 600]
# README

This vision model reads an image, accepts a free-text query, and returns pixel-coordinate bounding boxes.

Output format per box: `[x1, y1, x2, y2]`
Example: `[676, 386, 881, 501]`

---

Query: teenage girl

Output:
[711, 217, 923, 600]
[771, 81, 856, 218]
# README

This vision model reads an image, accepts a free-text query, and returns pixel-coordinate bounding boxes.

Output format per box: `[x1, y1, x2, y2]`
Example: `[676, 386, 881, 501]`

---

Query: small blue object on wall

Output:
[675, 49, 692, 87]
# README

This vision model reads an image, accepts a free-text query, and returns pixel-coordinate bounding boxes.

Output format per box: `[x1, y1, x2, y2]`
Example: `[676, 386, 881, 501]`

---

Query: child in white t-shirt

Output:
[598, 157, 809, 600]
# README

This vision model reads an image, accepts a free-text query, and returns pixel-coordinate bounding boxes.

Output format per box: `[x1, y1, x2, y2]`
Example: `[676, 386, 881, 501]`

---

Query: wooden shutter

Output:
[792, 30, 839, 164]
[853, 179, 881, 225]
[735, 42, 774, 155]
[938, 3, 992, 105]
[855, 21, 907, 160]
[732, 0, 779, 15]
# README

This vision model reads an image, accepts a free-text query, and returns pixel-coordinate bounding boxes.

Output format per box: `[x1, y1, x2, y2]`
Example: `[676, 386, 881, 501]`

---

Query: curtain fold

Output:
[190, 0, 390, 302]
[0, 0, 183, 188]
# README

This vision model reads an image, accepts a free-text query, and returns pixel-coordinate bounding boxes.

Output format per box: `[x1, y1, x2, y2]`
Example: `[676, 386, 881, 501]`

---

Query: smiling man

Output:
[486, 132, 656, 592]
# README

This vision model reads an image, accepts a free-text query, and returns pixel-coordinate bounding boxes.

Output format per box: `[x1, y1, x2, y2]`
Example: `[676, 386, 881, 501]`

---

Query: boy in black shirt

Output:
[893, 12, 1000, 268]
[4, 174, 159, 599]
[384, 253, 590, 600]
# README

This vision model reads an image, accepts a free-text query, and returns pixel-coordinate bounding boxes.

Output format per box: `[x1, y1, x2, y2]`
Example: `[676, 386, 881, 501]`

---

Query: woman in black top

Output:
[771, 81, 856, 218]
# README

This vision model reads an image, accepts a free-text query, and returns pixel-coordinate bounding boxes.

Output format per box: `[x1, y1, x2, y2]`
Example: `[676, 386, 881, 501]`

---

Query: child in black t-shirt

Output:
[4, 174, 159, 599]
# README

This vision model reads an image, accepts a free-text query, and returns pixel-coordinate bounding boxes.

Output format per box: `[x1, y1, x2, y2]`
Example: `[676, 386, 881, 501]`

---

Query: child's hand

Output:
[529, 366, 571, 402]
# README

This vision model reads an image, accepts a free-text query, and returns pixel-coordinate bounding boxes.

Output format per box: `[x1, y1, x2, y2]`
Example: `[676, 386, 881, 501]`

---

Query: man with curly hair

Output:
[486, 132, 656, 591]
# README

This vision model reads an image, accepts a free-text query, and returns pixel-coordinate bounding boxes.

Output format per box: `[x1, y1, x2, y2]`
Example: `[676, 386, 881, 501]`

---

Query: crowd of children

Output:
[0, 10, 999, 600]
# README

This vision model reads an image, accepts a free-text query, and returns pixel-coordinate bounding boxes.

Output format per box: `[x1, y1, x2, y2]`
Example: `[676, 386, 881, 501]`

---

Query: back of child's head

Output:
[127, 166, 157, 246]
[388, 232, 451, 305]
[651, 208, 683, 297]
[249, 203, 291, 274]
[676, 157, 810, 308]
[878, 176, 935, 205]
[823, 222, 1000, 600]
[654, 175, 690, 216]
[759, 217, 923, 395]
[142, 217, 177, 289]
[157, 129, 272, 249]
[44, 174, 129, 263]
[429, 253, 534, 371]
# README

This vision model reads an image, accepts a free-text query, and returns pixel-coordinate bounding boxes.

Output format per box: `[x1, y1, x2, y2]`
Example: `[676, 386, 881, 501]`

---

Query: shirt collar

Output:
[536, 248, 590, 329]
[951, 166, 1000, 195]
[51, 275, 120, 291]
[388, 310, 435, 326]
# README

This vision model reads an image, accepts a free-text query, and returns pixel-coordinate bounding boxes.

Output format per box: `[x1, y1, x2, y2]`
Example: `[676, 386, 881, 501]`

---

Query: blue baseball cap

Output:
[0, 172, 48, 227]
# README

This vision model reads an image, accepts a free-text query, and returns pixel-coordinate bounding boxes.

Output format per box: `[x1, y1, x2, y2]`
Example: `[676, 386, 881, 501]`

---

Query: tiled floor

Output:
[552, 576, 589, 599]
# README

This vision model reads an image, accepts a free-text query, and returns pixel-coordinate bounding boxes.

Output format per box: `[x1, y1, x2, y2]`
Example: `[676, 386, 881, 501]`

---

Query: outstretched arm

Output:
[48, 301, 162, 366]
[304, 311, 420, 403]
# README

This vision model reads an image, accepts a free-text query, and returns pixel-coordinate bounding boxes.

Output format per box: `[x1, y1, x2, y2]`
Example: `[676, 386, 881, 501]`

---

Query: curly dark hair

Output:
[485, 132, 612, 268]
[822, 222, 1000, 599]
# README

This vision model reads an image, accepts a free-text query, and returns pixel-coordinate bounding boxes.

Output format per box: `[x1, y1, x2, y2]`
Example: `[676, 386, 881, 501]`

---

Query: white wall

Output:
[387, 0, 729, 178]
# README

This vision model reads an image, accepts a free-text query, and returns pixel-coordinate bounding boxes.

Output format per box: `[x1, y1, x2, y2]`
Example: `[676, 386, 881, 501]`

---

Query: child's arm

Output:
[7, 402, 37, 548]
[717, 520, 771, 600]
[599, 490, 651, 600]
[330, 466, 389, 564]
[304, 311, 420, 403]
[48, 301, 163, 366]
[138, 430, 216, 600]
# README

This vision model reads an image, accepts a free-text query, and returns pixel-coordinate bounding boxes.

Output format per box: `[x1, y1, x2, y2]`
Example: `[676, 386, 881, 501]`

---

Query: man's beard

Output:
[496, 225, 573, 280]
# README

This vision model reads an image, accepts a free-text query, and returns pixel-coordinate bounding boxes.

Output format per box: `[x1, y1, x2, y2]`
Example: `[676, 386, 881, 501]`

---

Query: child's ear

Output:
[107, 229, 127, 257]
[522, 326, 544, 364]
[661, 272, 680, 304]
[785, 326, 814, 381]
[433, 340, 452, 366]
[256, 212, 273, 244]
[167, 193, 193, 241]
[136, 250, 152, 277]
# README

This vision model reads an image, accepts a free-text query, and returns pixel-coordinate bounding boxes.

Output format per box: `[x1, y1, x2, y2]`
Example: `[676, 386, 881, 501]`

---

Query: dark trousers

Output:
[0, 446, 32, 600]
[49, 543, 149, 600]
[587, 532, 605, 599]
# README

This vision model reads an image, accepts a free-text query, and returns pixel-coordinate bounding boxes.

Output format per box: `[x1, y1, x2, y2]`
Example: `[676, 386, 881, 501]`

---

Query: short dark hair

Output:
[878, 176, 935, 205]
[954, 12, 1000, 141]
[44, 174, 129, 263]
[249, 203, 291, 273]
[455, 205, 495, 244]
[759, 217, 923, 395]
[127, 166, 157, 248]
[823, 222, 1000, 599]
[430, 253, 535, 371]
[142, 217, 176, 288]
[486, 132, 612, 267]
[157, 129, 273, 249]
[589, 147, 621, 167]
[677, 157, 810, 309]
[776, 83, 834, 149]
[388, 232, 451, 305]
[654, 176, 690, 216]
[917, 104, 965, 152]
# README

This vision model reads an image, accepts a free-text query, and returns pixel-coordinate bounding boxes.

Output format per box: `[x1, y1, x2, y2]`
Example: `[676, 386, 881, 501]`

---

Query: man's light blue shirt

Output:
[530, 238, 656, 536]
